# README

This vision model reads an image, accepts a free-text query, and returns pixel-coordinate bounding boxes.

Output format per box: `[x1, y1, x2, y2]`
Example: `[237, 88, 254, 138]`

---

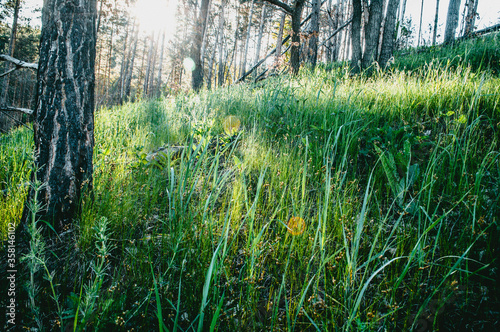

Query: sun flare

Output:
[132, 0, 178, 38]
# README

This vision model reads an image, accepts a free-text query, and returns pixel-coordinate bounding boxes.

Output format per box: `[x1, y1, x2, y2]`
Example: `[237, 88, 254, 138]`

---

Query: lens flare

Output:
[183, 58, 196, 72]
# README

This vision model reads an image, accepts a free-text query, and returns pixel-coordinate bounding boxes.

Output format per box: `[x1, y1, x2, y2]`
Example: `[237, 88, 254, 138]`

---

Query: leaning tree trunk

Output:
[21, 0, 97, 232]
[444, 0, 462, 44]
[379, 0, 400, 68]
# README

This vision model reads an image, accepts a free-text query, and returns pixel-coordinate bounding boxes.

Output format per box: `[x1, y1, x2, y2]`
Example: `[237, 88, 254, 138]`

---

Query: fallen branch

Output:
[0, 67, 17, 78]
[0, 110, 33, 132]
[1, 106, 34, 115]
[0, 54, 38, 70]
[319, 17, 353, 48]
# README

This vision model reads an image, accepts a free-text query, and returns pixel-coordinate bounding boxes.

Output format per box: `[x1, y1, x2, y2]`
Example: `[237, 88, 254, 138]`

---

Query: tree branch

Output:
[263, 0, 292, 14]
[0, 67, 17, 78]
[0, 54, 38, 70]
[0, 106, 34, 115]
[319, 17, 353, 47]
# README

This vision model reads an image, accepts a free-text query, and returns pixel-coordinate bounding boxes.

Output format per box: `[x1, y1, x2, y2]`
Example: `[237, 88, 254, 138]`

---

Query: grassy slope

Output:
[1, 34, 499, 331]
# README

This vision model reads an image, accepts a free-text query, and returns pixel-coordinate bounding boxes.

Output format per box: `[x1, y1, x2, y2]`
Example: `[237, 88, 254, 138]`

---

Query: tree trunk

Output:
[432, 0, 440, 45]
[350, 0, 363, 72]
[156, 31, 166, 96]
[444, 0, 462, 44]
[217, 1, 226, 86]
[124, 26, 138, 102]
[397, 0, 407, 41]
[275, 6, 287, 65]
[191, 0, 211, 91]
[289, 0, 305, 75]
[464, 0, 478, 37]
[143, 32, 155, 96]
[254, 4, 267, 69]
[379, 0, 400, 68]
[417, 0, 425, 47]
[22, 0, 97, 232]
[0, 0, 21, 133]
[119, 19, 131, 103]
[241, 0, 256, 76]
[362, 0, 384, 69]
[308, 0, 320, 69]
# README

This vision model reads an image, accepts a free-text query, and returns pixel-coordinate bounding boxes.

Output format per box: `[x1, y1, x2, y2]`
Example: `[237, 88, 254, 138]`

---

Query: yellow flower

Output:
[287, 216, 306, 235]
[223, 116, 241, 135]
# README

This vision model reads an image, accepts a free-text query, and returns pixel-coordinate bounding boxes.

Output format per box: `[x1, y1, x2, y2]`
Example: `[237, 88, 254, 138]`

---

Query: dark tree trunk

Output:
[362, 0, 384, 69]
[444, 0, 462, 44]
[290, 0, 305, 75]
[263, 0, 305, 74]
[379, 0, 400, 68]
[350, 0, 363, 73]
[191, 0, 211, 91]
[21, 0, 97, 232]
[308, 0, 321, 69]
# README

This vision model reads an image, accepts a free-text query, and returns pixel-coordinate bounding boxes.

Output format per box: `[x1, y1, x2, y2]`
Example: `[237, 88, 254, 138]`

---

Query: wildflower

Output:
[287, 216, 306, 235]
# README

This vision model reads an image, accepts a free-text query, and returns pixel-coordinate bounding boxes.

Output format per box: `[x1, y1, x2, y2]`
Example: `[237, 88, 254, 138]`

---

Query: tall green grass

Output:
[1, 57, 499, 331]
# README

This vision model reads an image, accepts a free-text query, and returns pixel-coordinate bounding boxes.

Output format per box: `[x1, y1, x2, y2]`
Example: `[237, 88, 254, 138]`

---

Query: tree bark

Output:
[444, 0, 462, 44]
[464, 0, 479, 37]
[156, 31, 166, 96]
[432, 0, 440, 45]
[379, 0, 400, 68]
[308, 0, 321, 69]
[22, 0, 97, 232]
[124, 25, 138, 102]
[191, 0, 211, 91]
[275, 5, 287, 65]
[241, 0, 256, 76]
[362, 0, 384, 69]
[289, 0, 305, 75]
[350, 0, 363, 72]
[217, 1, 226, 86]
[0, 0, 21, 132]
[254, 4, 267, 69]
[417, 0, 425, 47]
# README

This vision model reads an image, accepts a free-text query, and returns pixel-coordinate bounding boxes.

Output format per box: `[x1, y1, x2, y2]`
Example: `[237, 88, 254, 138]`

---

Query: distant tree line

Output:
[0, 0, 483, 131]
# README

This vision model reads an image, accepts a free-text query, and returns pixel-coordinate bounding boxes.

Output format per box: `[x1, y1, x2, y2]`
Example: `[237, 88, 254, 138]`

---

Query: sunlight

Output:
[132, 0, 178, 38]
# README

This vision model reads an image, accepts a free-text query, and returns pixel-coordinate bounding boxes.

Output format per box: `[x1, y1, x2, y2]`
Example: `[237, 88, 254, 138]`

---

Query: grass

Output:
[1, 36, 499, 331]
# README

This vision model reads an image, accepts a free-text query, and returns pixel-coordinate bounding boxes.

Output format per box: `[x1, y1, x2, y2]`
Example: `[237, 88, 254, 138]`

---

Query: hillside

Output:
[1, 36, 499, 331]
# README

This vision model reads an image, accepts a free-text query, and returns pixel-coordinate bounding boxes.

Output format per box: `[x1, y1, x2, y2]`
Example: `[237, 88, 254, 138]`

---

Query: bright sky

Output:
[405, 0, 500, 44]
[11, 0, 500, 44]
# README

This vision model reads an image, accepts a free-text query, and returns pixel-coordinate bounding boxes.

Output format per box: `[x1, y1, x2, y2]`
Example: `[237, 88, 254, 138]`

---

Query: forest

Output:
[1, 0, 499, 330]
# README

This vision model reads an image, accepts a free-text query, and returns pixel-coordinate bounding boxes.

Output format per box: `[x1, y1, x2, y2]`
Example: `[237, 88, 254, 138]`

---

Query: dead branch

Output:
[0, 54, 38, 70]
[1, 106, 34, 115]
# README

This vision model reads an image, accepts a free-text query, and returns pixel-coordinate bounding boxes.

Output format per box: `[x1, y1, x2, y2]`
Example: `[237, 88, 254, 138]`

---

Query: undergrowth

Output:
[1, 47, 499, 331]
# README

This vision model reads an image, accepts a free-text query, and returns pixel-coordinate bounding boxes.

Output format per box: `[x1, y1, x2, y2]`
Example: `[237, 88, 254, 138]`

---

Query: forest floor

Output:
[1, 32, 500, 331]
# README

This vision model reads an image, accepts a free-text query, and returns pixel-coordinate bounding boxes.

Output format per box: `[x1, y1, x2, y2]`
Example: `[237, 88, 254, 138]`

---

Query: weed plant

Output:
[1, 46, 499, 331]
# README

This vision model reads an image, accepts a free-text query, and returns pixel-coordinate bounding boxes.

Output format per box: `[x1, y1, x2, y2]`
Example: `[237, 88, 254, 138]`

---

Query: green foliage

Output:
[1, 45, 500, 331]
[394, 31, 500, 74]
